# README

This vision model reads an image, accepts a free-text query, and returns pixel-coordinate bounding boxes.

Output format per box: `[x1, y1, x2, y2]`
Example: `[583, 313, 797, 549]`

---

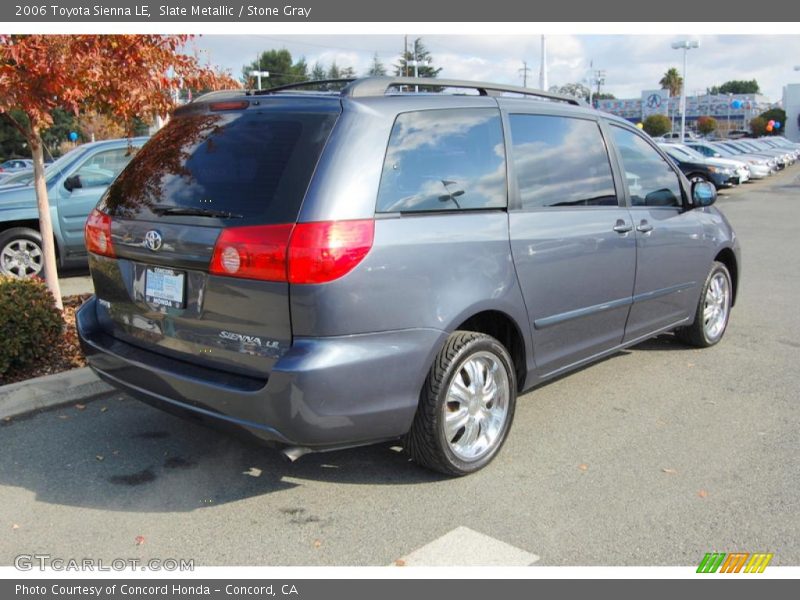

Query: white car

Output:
[662, 143, 750, 185]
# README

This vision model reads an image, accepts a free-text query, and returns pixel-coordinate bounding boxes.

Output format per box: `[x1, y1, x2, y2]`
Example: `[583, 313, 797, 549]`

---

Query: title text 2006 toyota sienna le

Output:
[77, 78, 740, 476]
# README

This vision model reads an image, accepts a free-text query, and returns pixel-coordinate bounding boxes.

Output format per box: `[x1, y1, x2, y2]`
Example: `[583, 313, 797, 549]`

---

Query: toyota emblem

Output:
[144, 230, 163, 252]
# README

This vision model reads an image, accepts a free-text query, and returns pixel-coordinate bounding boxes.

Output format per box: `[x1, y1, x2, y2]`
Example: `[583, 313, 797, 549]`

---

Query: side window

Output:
[610, 126, 683, 207]
[376, 108, 506, 213]
[73, 147, 137, 188]
[508, 114, 617, 208]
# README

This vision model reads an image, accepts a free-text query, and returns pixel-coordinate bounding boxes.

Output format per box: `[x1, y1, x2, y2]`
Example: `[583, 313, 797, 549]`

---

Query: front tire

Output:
[405, 331, 517, 476]
[676, 261, 732, 347]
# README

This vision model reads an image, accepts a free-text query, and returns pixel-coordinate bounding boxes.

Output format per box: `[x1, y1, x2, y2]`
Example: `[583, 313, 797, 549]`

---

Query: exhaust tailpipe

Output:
[281, 446, 312, 463]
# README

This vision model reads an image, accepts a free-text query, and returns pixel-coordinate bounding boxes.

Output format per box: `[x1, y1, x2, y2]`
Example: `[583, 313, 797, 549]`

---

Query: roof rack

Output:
[341, 77, 583, 105]
[253, 79, 356, 95]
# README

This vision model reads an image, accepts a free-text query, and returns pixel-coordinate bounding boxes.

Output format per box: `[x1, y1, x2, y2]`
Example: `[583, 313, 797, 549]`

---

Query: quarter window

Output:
[508, 114, 618, 209]
[376, 108, 506, 213]
[610, 126, 683, 207]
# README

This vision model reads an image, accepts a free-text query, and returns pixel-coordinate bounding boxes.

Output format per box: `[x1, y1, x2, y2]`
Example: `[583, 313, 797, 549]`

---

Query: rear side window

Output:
[508, 114, 617, 208]
[376, 108, 506, 213]
[103, 108, 338, 225]
[610, 126, 683, 208]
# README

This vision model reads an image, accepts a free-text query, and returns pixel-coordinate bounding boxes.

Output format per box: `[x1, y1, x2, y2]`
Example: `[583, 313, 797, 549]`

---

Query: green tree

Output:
[242, 49, 308, 88]
[643, 114, 672, 137]
[310, 62, 326, 80]
[394, 38, 442, 78]
[758, 108, 786, 136]
[595, 92, 616, 100]
[696, 116, 718, 136]
[367, 52, 387, 76]
[708, 80, 760, 95]
[0, 108, 78, 160]
[659, 67, 683, 98]
[327, 61, 341, 80]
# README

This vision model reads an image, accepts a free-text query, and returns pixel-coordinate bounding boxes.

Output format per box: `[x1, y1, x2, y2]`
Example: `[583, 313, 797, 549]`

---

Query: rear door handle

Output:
[636, 220, 654, 233]
[613, 220, 633, 234]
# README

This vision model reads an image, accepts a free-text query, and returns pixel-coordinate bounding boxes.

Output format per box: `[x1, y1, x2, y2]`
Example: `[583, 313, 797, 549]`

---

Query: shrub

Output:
[697, 116, 718, 136]
[643, 114, 672, 137]
[0, 276, 64, 378]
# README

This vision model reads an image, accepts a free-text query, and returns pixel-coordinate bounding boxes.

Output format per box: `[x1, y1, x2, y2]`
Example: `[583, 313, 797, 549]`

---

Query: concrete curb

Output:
[0, 367, 113, 420]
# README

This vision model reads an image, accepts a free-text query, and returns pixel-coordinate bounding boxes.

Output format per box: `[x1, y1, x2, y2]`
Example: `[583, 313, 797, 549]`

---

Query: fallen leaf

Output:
[662, 468, 678, 475]
[12, 524, 19, 530]
[75, 404, 86, 411]
[687, 363, 695, 368]
[95, 455, 104, 461]
[100, 407, 108, 413]
[3, 417, 12, 423]
[578, 464, 589, 472]
[313, 539, 322, 549]
[243, 467, 262, 478]
[394, 559, 406, 566]
[698, 489, 708, 498]
[135, 535, 145, 545]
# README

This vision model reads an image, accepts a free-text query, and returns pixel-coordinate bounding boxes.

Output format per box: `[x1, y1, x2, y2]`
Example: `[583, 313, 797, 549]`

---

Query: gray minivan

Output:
[77, 78, 740, 476]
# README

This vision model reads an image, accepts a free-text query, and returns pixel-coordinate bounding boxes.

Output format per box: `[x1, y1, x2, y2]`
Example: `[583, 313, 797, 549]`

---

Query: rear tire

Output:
[676, 261, 732, 348]
[0, 227, 44, 279]
[405, 331, 517, 476]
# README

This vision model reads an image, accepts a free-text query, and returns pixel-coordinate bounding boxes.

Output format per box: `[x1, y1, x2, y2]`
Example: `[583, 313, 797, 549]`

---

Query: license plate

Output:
[145, 267, 185, 308]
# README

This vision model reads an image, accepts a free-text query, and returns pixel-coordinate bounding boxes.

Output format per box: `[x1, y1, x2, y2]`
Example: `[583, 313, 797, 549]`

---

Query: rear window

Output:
[103, 107, 338, 225]
[376, 108, 506, 213]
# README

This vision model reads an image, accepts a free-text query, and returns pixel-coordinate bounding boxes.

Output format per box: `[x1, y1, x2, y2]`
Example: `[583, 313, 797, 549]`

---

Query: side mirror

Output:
[692, 180, 717, 207]
[63, 174, 82, 192]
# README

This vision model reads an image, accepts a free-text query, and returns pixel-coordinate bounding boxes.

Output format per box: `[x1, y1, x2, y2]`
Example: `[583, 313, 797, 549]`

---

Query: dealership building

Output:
[595, 90, 773, 132]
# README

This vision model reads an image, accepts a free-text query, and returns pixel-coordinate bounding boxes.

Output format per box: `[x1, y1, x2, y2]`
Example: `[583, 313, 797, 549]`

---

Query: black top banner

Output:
[2, 0, 798, 22]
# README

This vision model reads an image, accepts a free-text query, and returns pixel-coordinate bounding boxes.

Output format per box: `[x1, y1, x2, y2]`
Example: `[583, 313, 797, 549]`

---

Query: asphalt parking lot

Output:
[1, 168, 799, 567]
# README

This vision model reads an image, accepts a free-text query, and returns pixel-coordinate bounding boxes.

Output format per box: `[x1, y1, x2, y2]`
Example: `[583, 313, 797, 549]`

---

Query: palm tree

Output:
[660, 68, 683, 98]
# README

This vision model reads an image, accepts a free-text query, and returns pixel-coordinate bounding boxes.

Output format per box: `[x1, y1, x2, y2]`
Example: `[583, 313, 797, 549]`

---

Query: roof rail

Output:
[341, 77, 583, 105]
[254, 79, 356, 95]
[191, 89, 246, 103]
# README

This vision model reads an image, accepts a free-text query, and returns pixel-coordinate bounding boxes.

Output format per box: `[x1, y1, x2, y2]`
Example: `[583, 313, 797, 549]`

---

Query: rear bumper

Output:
[77, 296, 447, 450]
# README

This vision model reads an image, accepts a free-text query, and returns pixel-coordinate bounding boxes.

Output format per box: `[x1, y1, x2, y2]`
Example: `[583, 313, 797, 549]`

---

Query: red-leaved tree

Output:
[0, 35, 238, 308]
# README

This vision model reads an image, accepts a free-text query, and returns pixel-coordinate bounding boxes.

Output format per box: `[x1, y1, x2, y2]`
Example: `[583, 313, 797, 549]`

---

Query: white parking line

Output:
[393, 526, 540, 566]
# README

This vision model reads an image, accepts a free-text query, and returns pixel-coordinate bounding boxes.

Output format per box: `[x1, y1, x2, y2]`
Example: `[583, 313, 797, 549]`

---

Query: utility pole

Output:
[539, 35, 548, 91]
[519, 61, 531, 88]
[404, 35, 409, 77]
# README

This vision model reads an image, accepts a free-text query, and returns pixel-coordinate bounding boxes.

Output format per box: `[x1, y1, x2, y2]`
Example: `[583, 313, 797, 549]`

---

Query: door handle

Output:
[636, 220, 654, 233]
[612, 220, 633, 234]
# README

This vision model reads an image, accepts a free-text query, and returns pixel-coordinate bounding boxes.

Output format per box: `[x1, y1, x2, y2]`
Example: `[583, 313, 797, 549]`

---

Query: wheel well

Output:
[455, 310, 527, 392]
[0, 219, 61, 260]
[715, 247, 738, 306]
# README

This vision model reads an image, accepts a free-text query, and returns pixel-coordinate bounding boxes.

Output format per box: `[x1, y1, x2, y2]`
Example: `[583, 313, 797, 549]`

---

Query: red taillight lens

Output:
[209, 224, 294, 281]
[288, 220, 374, 284]
[85, 208, 115, 257]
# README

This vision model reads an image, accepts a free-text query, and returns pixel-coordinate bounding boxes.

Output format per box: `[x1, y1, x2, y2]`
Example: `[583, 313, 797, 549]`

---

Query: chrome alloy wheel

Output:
[703, 271, 730, 342]
[443, 350, 511, 461]
[1, 238, 43, 278]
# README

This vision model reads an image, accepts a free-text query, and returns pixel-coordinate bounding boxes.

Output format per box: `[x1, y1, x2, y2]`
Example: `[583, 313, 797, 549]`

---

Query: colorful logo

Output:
[697, 552, 773, 573]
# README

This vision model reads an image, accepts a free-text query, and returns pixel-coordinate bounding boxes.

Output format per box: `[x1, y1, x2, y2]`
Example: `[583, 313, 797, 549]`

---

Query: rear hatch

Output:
[88, 96, 340, 379]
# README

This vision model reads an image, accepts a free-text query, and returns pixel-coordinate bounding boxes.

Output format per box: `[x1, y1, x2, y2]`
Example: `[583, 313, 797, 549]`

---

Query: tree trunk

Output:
[30, 127, 63, 310]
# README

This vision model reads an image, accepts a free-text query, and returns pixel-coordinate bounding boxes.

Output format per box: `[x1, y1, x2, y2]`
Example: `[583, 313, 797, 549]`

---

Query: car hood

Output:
[706, 157, 745, 169]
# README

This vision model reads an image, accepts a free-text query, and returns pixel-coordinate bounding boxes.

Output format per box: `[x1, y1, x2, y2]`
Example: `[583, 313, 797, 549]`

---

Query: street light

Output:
[671, 40, 700, 143]
[249, 70, 270, 91]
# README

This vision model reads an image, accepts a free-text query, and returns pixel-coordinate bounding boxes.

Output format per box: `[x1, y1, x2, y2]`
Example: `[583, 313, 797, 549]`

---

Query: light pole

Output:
[249, 70, 270, 91]
[671, 40, 699, 142]
[408, 59, 430, 93]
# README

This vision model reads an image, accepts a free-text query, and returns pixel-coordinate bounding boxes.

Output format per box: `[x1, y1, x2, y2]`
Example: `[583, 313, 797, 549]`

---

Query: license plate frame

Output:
[144, 266, 185, 309]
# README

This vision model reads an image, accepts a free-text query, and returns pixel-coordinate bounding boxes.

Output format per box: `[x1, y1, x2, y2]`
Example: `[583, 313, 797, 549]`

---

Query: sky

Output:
[192, 34, 800, 102]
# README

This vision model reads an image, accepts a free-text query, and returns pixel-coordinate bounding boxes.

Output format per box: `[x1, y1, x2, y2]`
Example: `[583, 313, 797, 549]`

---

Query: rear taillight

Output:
[209, 224, 294, 281]
[288, 220, 374, 284]
[85, 208, 115, 257]
[208, 220, 374, 284]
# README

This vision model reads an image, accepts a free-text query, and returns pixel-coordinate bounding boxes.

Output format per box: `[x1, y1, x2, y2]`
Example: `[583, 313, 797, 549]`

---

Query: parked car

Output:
[0, 138, 146, 278]
[726, 140, 793, 168]
[657, 131, 699, 142]
[0, 159, 33, 174]
[77, 78, 740, 476]
[658, 143, 740, 188]
[0, 169, 34, 187]
[715, 140, 789, 170]
[686, 142, 772, 179]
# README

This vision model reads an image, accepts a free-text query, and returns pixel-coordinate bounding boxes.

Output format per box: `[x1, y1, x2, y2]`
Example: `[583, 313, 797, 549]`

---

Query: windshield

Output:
[44, 145, 92, 183]
[672, 144, 705, 161]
